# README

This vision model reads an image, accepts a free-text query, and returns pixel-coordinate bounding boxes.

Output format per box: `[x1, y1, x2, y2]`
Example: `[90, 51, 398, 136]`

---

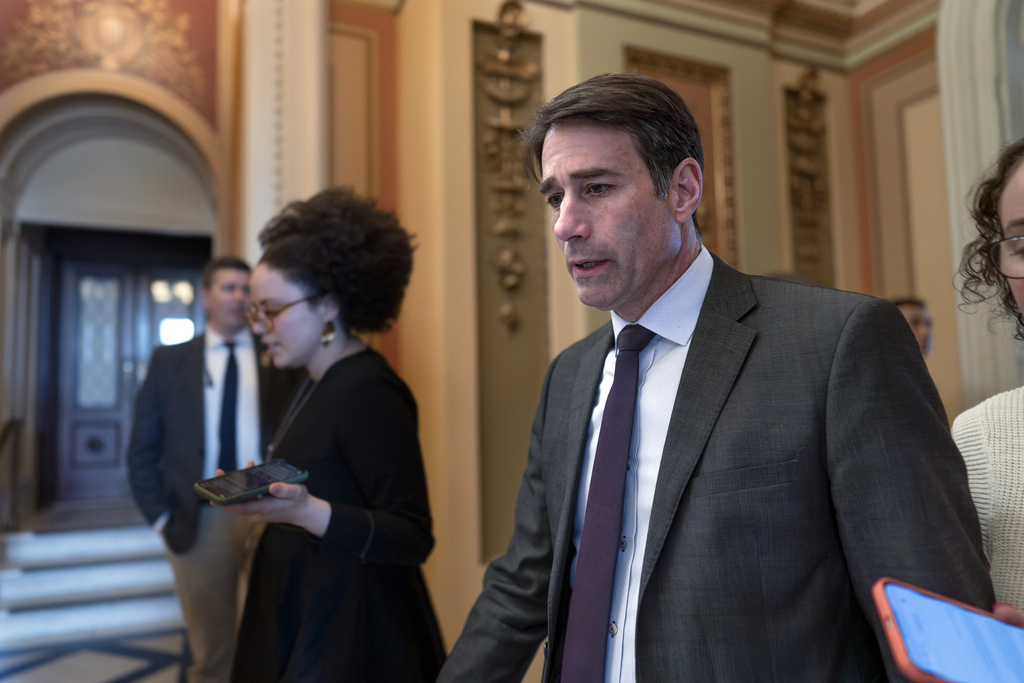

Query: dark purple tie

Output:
[561, 324, 656, 683]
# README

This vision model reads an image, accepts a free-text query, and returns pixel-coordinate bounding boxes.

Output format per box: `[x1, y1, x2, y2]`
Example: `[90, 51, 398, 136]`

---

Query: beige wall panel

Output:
[330, 28, 376, 198]
[903, 94, 963, 417]
[864, 56, 936, 297]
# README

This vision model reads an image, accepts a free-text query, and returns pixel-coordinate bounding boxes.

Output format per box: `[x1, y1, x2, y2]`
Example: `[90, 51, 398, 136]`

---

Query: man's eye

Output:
[588, 184, 609, 195]
[547, 194, 563, 209]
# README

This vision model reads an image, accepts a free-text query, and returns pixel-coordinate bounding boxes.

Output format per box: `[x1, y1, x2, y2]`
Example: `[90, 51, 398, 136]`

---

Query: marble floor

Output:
[0, 628, 188, 682]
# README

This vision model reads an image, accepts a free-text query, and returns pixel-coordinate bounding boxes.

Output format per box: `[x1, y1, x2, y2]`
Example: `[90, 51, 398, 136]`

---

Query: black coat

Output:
[126, 334, 300, 553]
[231, 349, 445, 682]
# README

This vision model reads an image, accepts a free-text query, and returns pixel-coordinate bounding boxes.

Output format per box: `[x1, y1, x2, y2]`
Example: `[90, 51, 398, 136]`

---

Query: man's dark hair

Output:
[521, 72, 704, 200]
[202, 256, 250, 290]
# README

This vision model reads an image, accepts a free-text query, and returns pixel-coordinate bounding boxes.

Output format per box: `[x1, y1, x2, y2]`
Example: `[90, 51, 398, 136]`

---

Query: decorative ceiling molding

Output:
[334, 0, 404, 12]
[569, 0, 937, 67]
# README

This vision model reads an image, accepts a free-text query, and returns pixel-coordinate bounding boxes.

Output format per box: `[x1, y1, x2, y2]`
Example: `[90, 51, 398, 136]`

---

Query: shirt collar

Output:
[204, 329, 253, 350]
[611, 245, 713, 348]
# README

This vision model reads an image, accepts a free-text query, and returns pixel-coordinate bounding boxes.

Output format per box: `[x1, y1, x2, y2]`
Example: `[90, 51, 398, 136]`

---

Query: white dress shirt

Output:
[203, 330, 262, 478]
[570, 246, 713, 683]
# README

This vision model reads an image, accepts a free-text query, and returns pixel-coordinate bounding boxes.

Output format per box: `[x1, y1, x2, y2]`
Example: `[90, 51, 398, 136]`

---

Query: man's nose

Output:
[552, 196, 589, 243]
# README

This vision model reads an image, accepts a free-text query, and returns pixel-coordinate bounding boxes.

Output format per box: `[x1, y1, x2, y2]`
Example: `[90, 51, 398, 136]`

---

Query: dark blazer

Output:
[127, 334, 299, 553]
[440, 256, 994, 682]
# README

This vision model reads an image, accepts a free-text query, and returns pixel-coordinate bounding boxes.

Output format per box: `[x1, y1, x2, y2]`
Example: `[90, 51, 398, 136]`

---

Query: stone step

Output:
[0, 595, 184, 651]
[0, 559, 175, 611]
[1, 526, 164, 570]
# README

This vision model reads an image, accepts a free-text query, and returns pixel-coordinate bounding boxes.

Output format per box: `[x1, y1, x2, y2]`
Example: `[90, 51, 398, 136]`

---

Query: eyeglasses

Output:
[989, 236, 1024, 279]
[244, 295, 318, 332]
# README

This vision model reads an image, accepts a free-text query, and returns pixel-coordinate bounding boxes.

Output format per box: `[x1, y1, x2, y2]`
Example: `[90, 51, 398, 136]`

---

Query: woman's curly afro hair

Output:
[959, 138, 1024, 340]
[257, 187, 414, 334]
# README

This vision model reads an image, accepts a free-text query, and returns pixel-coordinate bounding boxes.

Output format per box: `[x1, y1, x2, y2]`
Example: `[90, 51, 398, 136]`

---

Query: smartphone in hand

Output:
[872, 577, 1024, 683]
[193, 460, 308, 505]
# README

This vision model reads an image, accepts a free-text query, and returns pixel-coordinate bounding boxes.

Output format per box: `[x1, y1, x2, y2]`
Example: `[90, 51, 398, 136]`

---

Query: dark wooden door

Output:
[39, 228, 210, 507]
[56, 261, 205, 500]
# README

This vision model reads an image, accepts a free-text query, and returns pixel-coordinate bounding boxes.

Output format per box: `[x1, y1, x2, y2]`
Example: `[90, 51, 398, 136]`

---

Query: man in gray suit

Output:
[439, 73, 995, 682]
[128, 257, 296, 683]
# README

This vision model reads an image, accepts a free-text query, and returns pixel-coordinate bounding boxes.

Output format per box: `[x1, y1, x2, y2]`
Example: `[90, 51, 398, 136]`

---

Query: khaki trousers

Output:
[166, 506, 256, 683]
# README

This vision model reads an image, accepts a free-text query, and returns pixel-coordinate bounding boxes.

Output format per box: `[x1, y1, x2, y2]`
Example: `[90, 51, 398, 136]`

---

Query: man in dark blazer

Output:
[128, 257, 297, 683]
[438, 74, 995, 682]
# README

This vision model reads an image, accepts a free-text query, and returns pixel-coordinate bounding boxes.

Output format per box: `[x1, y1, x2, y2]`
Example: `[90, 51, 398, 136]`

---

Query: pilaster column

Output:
[938, 0, 1023, 409]
[241, 0, 329, 263]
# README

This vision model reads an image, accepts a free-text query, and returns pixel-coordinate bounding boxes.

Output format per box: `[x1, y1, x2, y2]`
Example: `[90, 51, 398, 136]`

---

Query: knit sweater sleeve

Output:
[952, 404, 993, 560]
[952, 387, 1024, 611]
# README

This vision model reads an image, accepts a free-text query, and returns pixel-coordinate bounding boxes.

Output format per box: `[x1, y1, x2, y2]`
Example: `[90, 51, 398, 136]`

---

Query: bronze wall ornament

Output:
[476, 0, 540, 336]
[473, 0, 549, 561]
[785, 67, 834, 286]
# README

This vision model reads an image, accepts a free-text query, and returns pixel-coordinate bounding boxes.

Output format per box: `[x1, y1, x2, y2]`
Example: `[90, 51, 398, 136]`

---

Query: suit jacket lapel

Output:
[186, 334, 206, 415]
[548, 324, 614, 633]
[639, 257, 757, 595]
[183, 334, 207, 478]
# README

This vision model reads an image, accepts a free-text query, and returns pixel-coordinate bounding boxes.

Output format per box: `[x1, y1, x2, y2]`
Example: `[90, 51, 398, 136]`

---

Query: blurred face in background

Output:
[896, 302, 933, 357]
[201, 267, 251, 338]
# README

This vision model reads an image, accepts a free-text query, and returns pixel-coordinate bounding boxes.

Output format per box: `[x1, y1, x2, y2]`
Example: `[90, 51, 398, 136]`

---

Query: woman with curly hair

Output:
[952, 138, 1024, 612]
[221, 187, 445, 681]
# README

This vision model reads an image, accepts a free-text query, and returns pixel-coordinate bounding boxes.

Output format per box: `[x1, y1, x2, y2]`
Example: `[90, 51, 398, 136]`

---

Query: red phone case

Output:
[871, 577, 1005, 683]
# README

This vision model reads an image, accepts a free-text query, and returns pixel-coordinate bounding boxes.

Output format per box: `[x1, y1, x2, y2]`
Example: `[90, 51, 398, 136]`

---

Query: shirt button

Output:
[619, 536, 627, 549]
[609, 622, 617, 636]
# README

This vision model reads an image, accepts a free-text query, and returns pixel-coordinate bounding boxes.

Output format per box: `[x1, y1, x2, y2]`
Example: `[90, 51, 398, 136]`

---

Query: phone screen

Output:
[884, 582, 1024, 683]
[198, 461, 302, 498]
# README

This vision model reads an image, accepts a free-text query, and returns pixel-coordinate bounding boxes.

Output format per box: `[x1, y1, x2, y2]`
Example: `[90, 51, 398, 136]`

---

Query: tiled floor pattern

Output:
[0, 629, 187, 683]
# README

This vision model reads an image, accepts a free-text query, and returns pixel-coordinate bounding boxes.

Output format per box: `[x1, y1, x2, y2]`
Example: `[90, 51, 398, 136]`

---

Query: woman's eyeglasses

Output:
[990, 236, 1024, 279]
[244, 295, 318, 331]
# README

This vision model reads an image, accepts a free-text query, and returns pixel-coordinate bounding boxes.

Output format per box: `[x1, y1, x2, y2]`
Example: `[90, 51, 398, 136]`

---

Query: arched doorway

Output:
[0, 94, 217, 529]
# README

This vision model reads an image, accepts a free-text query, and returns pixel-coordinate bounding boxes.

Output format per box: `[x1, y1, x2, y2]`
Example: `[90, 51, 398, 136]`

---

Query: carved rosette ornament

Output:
[476, 0, 540, 336]
[2, 0, 204, 107]
[785, 67, 834, 286]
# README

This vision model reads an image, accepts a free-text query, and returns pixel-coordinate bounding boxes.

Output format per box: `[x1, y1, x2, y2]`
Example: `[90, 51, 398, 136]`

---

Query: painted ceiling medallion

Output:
[2, 0, 204, 105]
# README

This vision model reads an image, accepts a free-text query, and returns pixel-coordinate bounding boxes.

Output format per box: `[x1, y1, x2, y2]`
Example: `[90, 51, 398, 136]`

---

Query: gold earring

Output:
[321, 321, 338, 346]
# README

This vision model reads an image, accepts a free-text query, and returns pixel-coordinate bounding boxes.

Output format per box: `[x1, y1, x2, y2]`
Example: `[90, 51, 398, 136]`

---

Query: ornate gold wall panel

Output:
[0, 0, 216, 125]
[785, 68, 834, 286]
[473, 1, 548, 561]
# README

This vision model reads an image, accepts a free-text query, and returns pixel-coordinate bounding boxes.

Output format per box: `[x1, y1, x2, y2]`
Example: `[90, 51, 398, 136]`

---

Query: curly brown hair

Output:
[257, 187, 414, 334]
[960, 138, 1024, 339]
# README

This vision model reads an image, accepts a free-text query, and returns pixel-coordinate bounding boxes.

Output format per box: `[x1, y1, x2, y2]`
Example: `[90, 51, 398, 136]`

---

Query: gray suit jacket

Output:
[440, 256, 993, 682]
[126, 334, 299, 553]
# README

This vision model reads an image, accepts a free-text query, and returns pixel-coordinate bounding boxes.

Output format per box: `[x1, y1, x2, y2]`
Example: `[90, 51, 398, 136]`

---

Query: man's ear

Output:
[669, 158, 702, 224]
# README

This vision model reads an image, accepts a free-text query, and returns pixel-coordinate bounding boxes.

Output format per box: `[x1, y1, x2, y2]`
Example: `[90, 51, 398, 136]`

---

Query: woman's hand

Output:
[213, 462, 332, 537]
[993, 601, 1024, 627]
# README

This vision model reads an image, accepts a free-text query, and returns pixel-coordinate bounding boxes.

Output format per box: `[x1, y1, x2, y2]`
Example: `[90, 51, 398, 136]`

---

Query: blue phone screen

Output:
[885, 583, 1024, 683]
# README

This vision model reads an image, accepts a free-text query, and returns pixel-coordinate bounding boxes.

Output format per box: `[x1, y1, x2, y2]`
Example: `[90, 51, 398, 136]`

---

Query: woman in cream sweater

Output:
[953, 137, 1024, 611]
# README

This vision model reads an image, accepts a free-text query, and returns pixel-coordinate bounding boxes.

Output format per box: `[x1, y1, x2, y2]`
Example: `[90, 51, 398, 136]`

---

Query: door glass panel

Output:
[150, 278, 196, 346]
[76, 275, 120, 408]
